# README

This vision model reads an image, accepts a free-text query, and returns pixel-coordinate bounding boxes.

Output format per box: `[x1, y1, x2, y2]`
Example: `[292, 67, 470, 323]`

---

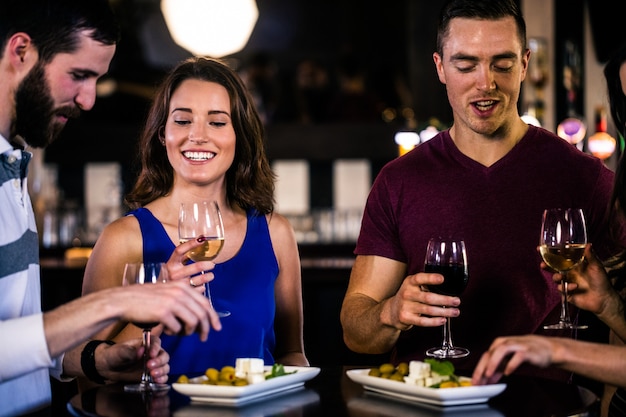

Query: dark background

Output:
[44, 0, 624, 207]
[44, 0, 447, 207]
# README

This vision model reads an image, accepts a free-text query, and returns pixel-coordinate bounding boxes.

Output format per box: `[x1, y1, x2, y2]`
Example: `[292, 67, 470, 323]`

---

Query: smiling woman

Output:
[79, 56, 309, 389]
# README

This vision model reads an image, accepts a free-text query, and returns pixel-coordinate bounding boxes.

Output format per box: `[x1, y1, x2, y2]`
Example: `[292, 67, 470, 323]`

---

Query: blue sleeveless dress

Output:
[128, 207, 279, 376]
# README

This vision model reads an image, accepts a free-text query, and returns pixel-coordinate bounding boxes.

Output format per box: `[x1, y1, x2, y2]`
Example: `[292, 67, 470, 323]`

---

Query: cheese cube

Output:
[235, 358, 265, 384]
[404, 376, 426, 386]
[247, 373, 266, 384]
[409, 361, 431, 378]
[235, 358, 264, 378]
[248, 358, 264, 374]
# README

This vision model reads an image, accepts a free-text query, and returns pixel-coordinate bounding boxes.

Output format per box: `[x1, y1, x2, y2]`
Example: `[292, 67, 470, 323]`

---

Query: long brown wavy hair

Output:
[603, 44, 626, 293]
[125, 57, 276, 214]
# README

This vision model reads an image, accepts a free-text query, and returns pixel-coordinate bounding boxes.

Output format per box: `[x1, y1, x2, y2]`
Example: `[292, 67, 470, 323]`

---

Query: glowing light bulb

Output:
[394, 131, 420, 157]
[161, 0, 258, 57]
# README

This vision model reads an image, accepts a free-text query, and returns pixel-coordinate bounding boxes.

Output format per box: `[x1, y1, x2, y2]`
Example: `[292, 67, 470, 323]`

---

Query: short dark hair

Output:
[0, 0, 119, 63]
[436, 0, 527, 56]
[126, 57, 276, 214]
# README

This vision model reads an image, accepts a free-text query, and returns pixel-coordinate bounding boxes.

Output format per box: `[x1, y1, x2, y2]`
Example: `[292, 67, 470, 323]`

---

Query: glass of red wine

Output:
[122, 262, 171, 392]
[424, 237, 470, 359]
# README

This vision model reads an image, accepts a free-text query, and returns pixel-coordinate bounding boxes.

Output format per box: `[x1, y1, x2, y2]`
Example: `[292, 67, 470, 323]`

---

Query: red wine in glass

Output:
[423, 264, 468, 296]
[424, 237, 470, 359]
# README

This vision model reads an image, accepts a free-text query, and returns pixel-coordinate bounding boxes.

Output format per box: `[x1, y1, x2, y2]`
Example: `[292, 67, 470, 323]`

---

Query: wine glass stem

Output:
[442, 317, 454, 351]
[205, 283, 216, 309]
[199, 271, 216, 310]
[559, 277, 572, 326]
[206, 287, 213, 306]
[141, 329, 152, 386]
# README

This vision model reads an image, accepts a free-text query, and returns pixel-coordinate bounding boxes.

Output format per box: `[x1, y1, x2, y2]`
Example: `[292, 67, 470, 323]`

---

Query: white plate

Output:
[174, 388, 320, 416]
[346, 369, 506, 407]
[172, 366, 320, 405]
[348, 394, 505, 417]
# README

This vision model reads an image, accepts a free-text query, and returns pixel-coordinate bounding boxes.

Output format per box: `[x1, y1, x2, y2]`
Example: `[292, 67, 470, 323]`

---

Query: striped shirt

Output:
[0, 135, 57, 417]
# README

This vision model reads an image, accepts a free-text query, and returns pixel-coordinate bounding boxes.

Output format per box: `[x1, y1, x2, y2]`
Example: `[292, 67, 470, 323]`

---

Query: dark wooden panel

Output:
[265, 123, 399, 161]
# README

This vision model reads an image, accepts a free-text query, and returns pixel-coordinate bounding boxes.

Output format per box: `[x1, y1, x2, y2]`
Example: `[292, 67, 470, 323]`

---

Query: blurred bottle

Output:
[587, 106, 616, 160]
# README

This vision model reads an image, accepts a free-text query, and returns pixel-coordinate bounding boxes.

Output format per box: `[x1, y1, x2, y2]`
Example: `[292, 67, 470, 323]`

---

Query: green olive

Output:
[396, 362, 409, 376]
[379, 363, 395, 374]
[390, 372, 405, 382]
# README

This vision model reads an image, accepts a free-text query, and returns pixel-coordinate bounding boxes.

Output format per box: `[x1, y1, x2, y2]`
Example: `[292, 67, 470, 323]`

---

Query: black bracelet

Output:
[81, 340, 115, 385]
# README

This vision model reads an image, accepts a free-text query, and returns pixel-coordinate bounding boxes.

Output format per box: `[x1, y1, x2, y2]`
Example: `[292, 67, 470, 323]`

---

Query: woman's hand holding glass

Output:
[166, 237, 218, 292]
[543, 244, 626, 341]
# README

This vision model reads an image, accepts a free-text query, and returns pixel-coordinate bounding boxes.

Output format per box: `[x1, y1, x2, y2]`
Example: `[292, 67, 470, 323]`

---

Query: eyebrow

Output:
[450, 52, 518, 62]
[74, 68, 101, 78]
[208, 110, 231, 117]
[171, 108, 231, 117]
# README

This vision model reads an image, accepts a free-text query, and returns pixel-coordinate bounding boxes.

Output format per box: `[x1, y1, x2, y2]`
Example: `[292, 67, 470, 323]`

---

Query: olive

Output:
[205, 368, 219, 382]
[378, 363, 395, 374]
[389, 372, 405, 382]
[219, 365, 236, 382]
[216, 380, 232, 385]
[233, 378, 249, 386]
[396, 362, 409, 376]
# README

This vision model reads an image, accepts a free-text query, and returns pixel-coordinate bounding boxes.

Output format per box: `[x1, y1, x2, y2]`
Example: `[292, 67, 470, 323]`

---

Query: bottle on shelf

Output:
[587, 106, 616, 160]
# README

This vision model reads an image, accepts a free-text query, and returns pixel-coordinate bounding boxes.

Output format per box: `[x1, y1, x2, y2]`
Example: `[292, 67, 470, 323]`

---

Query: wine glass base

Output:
[124, 382, 170, 393]
[426, 347, 469, 359]
[543, 322, 588, 330]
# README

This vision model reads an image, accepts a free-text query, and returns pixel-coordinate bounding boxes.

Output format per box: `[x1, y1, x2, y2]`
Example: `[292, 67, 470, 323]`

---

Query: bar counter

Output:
[41, 245, 600, 416]
[66, 366, 599, 417]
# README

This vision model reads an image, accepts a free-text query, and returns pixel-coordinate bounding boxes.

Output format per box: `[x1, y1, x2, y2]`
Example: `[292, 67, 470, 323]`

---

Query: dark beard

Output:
[13, 63, 79, 148]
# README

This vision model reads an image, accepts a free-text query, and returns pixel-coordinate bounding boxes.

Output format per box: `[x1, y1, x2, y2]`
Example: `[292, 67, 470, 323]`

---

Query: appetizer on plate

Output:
[368, 359, 472, 388]
[176, 358, 299, 387]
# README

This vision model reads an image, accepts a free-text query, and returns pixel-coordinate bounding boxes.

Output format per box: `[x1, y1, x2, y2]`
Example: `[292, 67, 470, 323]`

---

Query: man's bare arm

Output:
[341, 255, 460, 353]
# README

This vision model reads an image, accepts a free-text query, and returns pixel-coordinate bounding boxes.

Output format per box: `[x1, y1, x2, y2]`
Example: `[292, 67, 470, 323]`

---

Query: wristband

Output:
[81, 340, 115, 385]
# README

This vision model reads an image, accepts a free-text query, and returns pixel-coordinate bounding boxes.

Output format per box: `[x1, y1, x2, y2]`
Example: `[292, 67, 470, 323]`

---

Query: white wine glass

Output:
[424, 237, 470, 359]
[122, 262, 171, 393]
[178, 201, 229, 317]
[539, 208, 588, 330]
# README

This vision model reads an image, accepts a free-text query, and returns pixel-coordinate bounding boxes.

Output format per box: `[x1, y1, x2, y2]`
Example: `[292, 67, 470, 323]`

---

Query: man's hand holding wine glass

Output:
[113, 281, 221, 340]
[383, 272, 460, 331]
[95, 336, 170, 385]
